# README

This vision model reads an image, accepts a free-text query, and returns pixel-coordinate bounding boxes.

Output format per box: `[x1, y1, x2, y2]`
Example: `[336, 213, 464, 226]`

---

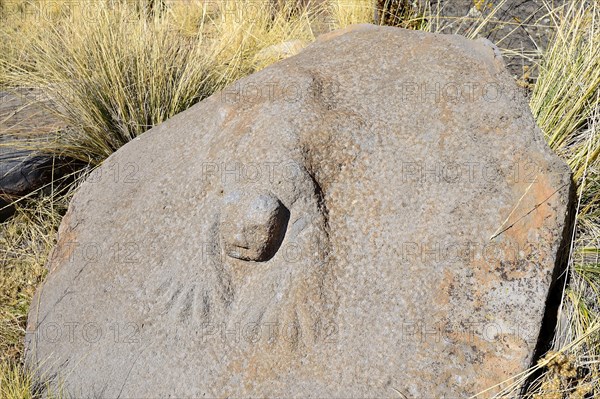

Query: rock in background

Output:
[25, 25, 573, 398]
[378, 0, 566, 80]
[0, 90, 78, 221]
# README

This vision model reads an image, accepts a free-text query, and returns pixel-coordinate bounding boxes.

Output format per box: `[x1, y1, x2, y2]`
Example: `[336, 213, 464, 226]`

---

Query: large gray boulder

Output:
[25, 25, 573, 398]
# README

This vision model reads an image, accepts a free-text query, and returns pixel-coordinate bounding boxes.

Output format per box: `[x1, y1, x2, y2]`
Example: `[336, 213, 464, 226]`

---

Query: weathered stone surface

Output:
[26, 25, 573, 398]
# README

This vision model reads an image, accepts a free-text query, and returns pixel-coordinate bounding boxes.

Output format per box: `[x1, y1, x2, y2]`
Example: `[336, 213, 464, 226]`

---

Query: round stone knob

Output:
[220, 191, 289, 262]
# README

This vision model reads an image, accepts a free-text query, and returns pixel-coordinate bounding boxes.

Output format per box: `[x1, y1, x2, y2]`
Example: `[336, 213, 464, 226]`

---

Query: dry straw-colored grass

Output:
[0, 189, 70, 398]
[1, 0, 323, 164]
[1, 1, 600, 398]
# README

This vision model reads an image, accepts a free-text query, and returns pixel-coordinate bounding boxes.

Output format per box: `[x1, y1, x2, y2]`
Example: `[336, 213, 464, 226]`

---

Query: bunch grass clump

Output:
[0, 359, 62, 399]
[2, 0, 322, 165]
[530, 2, 600, 182]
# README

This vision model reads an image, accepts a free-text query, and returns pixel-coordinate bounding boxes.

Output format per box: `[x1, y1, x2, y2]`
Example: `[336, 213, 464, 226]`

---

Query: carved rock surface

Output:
[220, 190, 290, 261]
[26, 25, 573, 398]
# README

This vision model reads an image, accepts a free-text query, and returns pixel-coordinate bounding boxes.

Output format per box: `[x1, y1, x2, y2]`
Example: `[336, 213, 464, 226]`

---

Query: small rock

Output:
[0, 148, 81, 222]
[0, 149, 55, 199]
[220, 191, 289, 261]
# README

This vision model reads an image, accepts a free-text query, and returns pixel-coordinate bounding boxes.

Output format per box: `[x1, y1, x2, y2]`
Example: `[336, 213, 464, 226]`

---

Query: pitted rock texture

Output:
[26, 25, 573, 398]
